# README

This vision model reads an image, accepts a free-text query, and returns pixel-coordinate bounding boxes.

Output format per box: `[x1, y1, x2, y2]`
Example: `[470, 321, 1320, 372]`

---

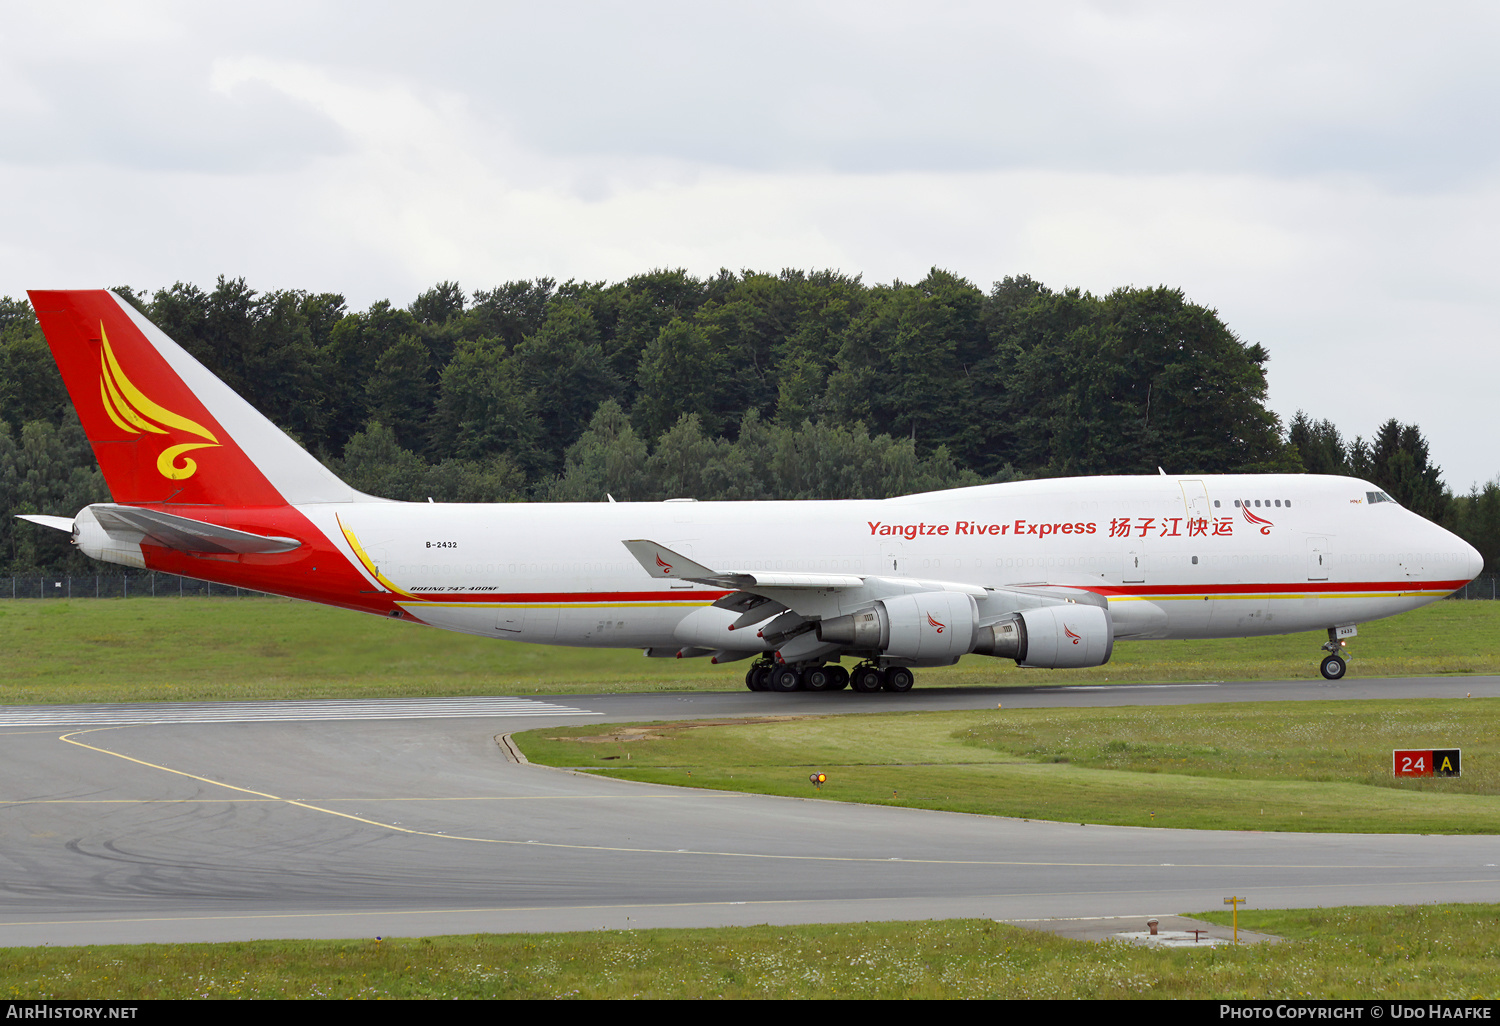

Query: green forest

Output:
[1, 269, 1496, 575]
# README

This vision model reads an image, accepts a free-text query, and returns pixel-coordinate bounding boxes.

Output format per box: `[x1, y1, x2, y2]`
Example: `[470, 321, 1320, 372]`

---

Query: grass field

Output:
[1, 596, 1497, 704]
[514, 698, 1500, 832]
[4, 600, 1498, 995]
[3, 904, 1496, 999]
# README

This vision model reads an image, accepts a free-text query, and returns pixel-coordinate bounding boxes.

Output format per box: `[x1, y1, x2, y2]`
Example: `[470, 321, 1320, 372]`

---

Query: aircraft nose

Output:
[1462, 539, 1484, 582]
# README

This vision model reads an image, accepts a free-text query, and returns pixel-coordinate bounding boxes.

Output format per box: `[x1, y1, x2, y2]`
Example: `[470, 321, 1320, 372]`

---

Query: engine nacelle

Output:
[819, 593, 1113, 668]
[817, 591, 978, 663]
[973, 604, 1113, 668]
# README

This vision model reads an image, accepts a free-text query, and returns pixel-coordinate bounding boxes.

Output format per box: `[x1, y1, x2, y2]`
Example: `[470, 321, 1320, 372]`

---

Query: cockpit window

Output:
[1366, 491, 1398, 505]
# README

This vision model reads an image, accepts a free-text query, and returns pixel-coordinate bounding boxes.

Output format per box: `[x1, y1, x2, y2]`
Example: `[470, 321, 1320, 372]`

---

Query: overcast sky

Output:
[3, 1, 1496, 487]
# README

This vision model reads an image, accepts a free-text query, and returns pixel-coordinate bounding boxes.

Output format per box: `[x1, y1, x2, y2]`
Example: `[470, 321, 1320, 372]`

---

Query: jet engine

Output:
[818, 593, 1113, 668]
[816, 591, 976, 663]
[972, 604, 1113, 668]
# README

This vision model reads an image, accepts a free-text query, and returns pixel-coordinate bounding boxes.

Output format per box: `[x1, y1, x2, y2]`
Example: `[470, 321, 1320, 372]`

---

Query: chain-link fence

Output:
[1449, 573, 1499, 600]
[3, 573, 270, 599]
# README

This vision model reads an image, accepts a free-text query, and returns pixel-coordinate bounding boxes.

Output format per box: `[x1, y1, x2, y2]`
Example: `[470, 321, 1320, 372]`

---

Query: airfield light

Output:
[809, 773, 826, 790]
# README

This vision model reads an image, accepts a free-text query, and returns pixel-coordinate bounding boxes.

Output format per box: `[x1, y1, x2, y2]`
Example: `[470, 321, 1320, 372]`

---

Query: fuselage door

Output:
[363, 546, 389, 589]
[1124, 549, 1147, 584]
[1180, 479, 1210, 521]
[881, 539, 904, 575]
[1306, 536, 1330, 581]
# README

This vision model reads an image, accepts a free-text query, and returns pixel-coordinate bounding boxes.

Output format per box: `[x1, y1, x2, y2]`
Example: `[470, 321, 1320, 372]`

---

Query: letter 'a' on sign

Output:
[1393, 748, 1461, 777]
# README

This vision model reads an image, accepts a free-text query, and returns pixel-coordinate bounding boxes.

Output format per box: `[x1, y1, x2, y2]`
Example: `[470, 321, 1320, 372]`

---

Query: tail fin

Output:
[28, 290, 362, 507]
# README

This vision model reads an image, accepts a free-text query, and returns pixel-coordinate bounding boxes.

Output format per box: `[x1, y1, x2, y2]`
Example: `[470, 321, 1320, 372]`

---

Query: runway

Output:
[3, 676, 1498, 946]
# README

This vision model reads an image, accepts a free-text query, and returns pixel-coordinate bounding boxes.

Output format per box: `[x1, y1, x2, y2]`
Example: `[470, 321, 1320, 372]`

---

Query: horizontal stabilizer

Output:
[15, 514, 76, 533]
[91, 504, 301, 555]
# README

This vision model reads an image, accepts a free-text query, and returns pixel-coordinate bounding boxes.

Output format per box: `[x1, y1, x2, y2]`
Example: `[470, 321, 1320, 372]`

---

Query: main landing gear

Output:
[745, 661, 773, 691]
[801, 664, 850, 691]
[744, 660, 913, 693]
[743, 661, 849, 692]
[1319, 628, 1350, 680]
[851, 663, 914, 692]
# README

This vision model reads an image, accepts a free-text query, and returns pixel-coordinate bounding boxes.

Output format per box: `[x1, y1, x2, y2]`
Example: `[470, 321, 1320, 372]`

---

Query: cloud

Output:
[1, 0, 1497, 485]
[0, 5, 348, 173]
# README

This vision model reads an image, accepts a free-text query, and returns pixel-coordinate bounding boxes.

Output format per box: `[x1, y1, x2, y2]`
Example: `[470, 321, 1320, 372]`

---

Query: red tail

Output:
[28, 290, 356, 507]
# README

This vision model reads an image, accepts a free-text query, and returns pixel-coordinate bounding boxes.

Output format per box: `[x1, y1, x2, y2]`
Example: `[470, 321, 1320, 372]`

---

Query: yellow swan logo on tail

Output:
[95, 323, 220, 480]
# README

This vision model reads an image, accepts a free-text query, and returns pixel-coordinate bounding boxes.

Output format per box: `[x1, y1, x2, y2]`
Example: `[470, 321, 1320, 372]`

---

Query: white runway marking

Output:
[1064, 684, 1222, 690]
[0, 696, 599, 726]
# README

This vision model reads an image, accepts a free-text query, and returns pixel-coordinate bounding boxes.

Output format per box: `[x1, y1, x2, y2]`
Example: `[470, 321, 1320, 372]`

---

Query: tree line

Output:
[1287, 412, 1500, 577]
[1, 270, 1494, 574]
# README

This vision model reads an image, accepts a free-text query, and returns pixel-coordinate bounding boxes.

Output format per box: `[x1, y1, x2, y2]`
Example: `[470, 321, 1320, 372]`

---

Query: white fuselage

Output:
[308, 473, 1481, 651]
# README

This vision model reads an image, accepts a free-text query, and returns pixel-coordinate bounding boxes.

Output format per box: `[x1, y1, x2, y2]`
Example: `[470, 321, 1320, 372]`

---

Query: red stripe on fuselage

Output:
[1072, 580, 1467, 597]
[403, 591, 734, 603]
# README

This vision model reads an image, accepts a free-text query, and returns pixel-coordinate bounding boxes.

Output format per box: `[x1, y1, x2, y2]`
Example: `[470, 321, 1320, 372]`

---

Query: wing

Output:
[623, 539, 1111, 668]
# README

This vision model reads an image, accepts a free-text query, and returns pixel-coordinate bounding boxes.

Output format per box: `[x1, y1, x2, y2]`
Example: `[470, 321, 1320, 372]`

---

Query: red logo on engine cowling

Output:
[926, 613, 945, 633]
[1064, 624, 1081, 645]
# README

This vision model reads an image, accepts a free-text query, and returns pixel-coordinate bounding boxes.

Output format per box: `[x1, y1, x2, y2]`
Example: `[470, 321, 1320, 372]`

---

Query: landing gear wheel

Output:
[850, 665, 884, 693]
[747, 664, 773, 691]
[803, 666, 835, 691]
[882, 666, 915, 692]
[1320, 654, 1347, 680]
[828, 665, 850, 691]
[771, 666, 803, 692]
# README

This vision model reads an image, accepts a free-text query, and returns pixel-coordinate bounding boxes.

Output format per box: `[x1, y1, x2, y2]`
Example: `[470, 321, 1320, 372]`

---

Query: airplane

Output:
[16, 289, 1485, 692]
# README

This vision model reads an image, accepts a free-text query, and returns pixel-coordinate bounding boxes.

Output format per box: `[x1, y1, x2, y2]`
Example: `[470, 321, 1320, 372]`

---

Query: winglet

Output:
[622, 540, 721, 581]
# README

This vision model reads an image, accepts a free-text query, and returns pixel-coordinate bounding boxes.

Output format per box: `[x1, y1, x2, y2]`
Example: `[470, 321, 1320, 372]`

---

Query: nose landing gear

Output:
[1319, 627, 1351, 680]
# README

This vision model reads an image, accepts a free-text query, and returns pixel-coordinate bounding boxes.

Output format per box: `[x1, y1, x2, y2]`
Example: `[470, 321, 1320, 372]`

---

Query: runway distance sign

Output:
[1393, 748, 1461, 777]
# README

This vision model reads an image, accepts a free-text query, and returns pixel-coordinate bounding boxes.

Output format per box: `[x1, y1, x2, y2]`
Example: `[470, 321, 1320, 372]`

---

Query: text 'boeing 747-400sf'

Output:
[16, 290, 1484, 692]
